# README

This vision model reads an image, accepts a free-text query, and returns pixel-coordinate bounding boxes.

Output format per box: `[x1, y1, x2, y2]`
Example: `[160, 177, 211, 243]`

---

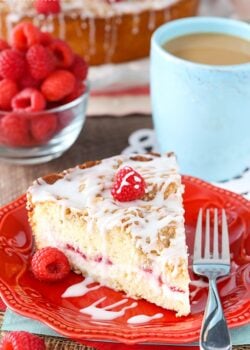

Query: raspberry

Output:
[70, 54, 88, 80]
[0, 331, 45, 350]
[40, 31, 53, 46]
[26, 44, 55, 80]
[111, 166, 146, 202]
[0, 39, 10, 51]
[31, 113, 58, 142]
[0, 49, 25, 80]
[34, 0, 61, 15]
[49, 39, 74, 68]
[12, 88, 46, 112]
[11, 22, 41, 51]
[31, 247, 70, 282]
[20, 70, 40, 89]
[0, 79, 18, 110]
[41, 70, 76, 101]
[63, 81, 86, 103]
[0, 114, 30, 147]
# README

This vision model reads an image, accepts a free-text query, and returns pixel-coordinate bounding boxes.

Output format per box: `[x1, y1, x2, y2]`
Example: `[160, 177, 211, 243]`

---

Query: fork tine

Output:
[204, 209, 210, 259]
[213, 209, 219, 259]
[221, 209, 230, 262]
[193, 208, 203, 260]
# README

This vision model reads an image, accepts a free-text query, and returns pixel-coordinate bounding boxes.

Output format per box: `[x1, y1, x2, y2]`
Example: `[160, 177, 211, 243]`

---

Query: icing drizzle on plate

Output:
[62, 277, 100, 298]
[62, 277, 165, 323]
[80, 297, 137, 321]
[127, 313, 163, 324]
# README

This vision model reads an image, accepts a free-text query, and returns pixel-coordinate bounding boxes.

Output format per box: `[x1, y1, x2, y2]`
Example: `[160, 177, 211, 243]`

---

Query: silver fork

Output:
[193, 208, 232, 350]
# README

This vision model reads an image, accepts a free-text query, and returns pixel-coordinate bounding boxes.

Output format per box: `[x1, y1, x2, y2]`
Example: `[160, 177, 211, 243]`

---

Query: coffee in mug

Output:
[162, 33, 250, 65]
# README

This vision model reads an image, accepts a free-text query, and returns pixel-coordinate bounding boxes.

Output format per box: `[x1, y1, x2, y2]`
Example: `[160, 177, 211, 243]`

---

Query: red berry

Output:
[0, 79, 18, 110]
[35, 0, 61, 15]
[70, 54, 88, 80]
[11, 22, 41, 51]
[41, 70, 76, 101]
[31, 113, 58, 142]
[111, 166, 146, 202]
[12, 88, 46, 112]
[49, 39, 74, 68]
[0, 49, 25, 80]
[20, 70, 41, 89]
[31, 247, 70, 282]
[40, 31, 53, 46]
[0, 39, 10, 51]
[63, 81, 86, 103]
[0, 114, 30, 147]
[26, 44, 55, 80]
[0, 331, 45, 350]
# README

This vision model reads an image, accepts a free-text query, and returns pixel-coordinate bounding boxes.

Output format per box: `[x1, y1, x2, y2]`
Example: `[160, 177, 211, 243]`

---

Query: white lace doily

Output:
[122, 129, 250, 200]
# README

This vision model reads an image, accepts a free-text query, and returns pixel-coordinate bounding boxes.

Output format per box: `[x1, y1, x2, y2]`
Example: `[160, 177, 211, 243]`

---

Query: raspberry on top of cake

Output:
[27, 153, 190, 316]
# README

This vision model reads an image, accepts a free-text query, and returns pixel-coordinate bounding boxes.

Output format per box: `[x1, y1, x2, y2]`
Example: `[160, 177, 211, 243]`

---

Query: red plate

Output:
[0, 176, 249, 345]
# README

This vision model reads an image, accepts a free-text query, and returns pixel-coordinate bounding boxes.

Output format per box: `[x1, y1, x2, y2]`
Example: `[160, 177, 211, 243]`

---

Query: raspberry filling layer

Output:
[66, 244, 112, 265]
[65, 244, 185, 294]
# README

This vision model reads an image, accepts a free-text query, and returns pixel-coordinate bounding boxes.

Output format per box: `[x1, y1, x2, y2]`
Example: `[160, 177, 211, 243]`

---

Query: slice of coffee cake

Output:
[27, 153, 190, 316]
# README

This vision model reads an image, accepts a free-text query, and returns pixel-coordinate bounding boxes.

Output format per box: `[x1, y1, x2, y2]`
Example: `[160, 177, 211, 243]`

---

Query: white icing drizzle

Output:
[103, 17, 112, 63]
[41, 14, 54, 33]
[109, 18, 118, 61]
[127, 312, 163, 324]
[6, 13, 16, 42]
[190, 278, 209, 300]
[164, 6, 171, 21]
[117, 169, 139, 194]
[5, 0, 179, 18]
[115, 13, 123, 25]
[190, 279, 209, 289]
[132, 13, 140, 35]
[88, 17, 96, 56]
[62, 277, 101, 298]
[32, 13, 41, 28]
[58, 12, 66, 39]
[80, 297, 137, 321]
[29, 153, 188, 283]
[0, 10, 3, 38]
[148, 9, 156, 31]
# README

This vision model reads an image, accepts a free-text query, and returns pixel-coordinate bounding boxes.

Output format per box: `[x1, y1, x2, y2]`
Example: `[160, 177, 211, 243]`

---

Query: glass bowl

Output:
[0, 83, 89, 165]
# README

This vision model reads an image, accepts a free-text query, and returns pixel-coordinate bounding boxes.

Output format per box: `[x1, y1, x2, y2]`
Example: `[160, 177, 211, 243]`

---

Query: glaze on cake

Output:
[27, 153, 190, 316]
[0, 0, 200, 65]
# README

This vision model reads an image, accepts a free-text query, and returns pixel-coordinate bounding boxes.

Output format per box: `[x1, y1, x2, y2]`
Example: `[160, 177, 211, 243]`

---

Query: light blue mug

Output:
[150, 17, 250, 182]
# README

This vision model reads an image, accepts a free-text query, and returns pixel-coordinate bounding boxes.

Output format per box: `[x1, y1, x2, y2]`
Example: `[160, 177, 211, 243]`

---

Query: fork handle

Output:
[200, 278, 232, 350]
